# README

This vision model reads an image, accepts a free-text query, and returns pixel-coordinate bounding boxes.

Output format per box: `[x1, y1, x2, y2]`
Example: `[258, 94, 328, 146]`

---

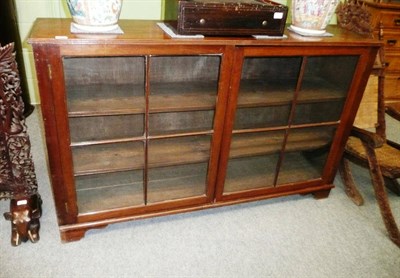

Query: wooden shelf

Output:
[72, 135, 212, 176]
[148, 136, 212, 168]
[77, 180, 144, 213]
[229, 129, 333, 159]
[76, 163, 208, 213]
[285, 127, 334, 152]
[149, 81, 217, 112]
[67, 79, 342, 117]
[72, 141, 144, 176]
[237, 79, 346, 108]
[277, 152, 326, 185]
[298, 80, 347, 102]
[76, 169, 144, 213]
[67, 81, 217, 117]
[237, 80, 294, 107]
[224, 149, 326, 193]
[76, 163, 208, 212]
[67, 84, 145, 116]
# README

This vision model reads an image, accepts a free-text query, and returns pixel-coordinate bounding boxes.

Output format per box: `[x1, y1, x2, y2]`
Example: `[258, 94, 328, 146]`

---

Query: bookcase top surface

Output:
[28, 18, 382, 48]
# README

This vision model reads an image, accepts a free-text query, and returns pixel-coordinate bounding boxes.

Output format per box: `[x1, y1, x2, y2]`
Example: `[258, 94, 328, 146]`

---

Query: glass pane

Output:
[149, 110, 214, 136]
[238, 57, 300, 106]
[149, 56, 220, 112]
[147, 136, 211, 202]
[234, 57, 302, 130]
[148, 135, 211, 168]
[294, 56, 359, 125]
[72, 141, 144, 175]
[302, 56, 358, 96]
[150, 56, 220, 83]
[69, 114, 144, 142]
[224, 131, 285, 193]
[229, 131, 285, 158]
[224, 155, 279, 193]
[63, 56, 145, 115]
[293, 100, 345, 125]
[146, 56, 218, 203]
[76, 170, 144, 213]
[241, 57, 302, 86]
[276, 126, 335, 185]
[237, 79, 295, 107]
[147, 163, 207, 203]
[234, 105, 291, 130]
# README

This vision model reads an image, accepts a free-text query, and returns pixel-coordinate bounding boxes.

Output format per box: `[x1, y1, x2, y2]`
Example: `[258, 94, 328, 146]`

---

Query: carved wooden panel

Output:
[0, 43, 38, 199]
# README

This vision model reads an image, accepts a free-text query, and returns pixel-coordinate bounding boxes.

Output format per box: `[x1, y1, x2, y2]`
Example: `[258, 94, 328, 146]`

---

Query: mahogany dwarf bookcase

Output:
[28, 19, 380, 242]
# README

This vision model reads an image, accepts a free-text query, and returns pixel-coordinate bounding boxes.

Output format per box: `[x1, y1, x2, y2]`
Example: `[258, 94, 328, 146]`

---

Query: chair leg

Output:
[363, 142, 400, 247]
[383, 177, 400, 196]
[339, 158, 364, 206]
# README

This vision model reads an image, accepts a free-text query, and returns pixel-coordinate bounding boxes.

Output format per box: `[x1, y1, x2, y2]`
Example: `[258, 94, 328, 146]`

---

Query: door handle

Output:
[387, 39, 398, 46]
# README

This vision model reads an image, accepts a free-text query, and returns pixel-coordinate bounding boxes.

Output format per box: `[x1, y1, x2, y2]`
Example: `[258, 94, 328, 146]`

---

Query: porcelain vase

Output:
[66, 0, 123, 31]
[291, 0, 340, 35]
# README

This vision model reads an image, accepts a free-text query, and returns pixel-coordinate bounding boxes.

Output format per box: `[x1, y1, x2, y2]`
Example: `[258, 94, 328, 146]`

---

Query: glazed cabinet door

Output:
[53, 46, 230, 222]
[64, 56, 146, 214]
[216, 47, 360, 201]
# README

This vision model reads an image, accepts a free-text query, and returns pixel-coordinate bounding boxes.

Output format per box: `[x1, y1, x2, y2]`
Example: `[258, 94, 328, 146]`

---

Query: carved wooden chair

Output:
[0, 43, 42, 246]
[337, 0, 400, 248]
[338, 45, 400, 248]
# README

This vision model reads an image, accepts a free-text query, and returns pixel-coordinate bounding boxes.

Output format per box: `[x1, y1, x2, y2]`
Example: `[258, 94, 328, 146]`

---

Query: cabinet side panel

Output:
[31, 44, 78, 224]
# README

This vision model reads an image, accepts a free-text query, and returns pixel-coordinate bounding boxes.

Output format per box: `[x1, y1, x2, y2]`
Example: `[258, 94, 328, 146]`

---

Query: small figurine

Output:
[4, 194, 42, 246]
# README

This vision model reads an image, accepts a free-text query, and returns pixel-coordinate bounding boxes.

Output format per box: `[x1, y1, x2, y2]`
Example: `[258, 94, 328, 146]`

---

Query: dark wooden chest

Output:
[165, 0, 288, 36]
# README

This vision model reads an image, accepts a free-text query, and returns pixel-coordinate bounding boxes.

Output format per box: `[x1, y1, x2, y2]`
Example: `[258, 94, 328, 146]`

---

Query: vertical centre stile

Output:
[273, 56, 308, 186]
[144, 55, 150, 205]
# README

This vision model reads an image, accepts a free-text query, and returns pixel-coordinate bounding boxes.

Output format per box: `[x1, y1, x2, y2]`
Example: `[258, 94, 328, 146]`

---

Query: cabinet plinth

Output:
[28, 19, 381, 242]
